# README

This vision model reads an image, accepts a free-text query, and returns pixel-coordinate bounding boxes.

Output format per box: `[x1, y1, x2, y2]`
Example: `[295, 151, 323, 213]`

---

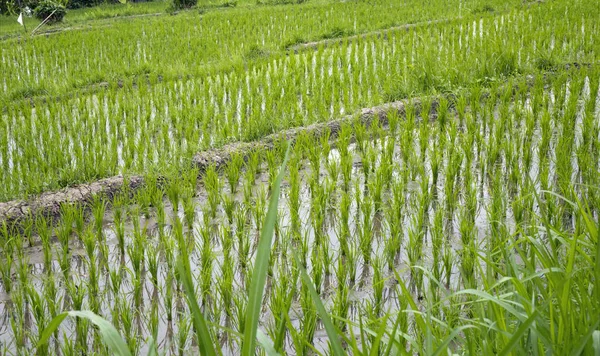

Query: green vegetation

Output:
[0, 0, 599, 354]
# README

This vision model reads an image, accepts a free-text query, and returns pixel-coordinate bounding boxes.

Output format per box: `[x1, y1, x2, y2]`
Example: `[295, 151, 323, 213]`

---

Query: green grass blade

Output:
[147, 336, 159, 356]
[432, 325, 476, 356]
[292, 250, 345, 356]
[498, 310, 538, 356]
[177, 261, 218, 356]
[241, 143, 291, 356]
[569, 318, 600, 356]
[37, 312, 68, 347]
[257, 329, 281, 356]
[38, 311, 132, 356]
[452, 289, 526, 322]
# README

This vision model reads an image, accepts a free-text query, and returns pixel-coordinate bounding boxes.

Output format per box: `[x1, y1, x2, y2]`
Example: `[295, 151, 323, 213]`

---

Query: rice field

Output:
[0, 0, 599, 355]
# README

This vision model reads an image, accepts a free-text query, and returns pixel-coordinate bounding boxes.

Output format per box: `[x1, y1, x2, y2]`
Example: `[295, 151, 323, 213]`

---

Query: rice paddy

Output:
[0, 0, 599, 354]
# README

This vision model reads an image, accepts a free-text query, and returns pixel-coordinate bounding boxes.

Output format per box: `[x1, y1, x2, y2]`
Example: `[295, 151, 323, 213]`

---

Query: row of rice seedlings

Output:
[0, 0, 522, 101]
[1, 68, 600, 353]
[2, 0, 599, 200]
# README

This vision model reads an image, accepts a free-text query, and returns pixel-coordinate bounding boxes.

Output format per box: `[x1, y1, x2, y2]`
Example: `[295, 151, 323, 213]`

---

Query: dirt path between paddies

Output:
[0, 99, 423, 230]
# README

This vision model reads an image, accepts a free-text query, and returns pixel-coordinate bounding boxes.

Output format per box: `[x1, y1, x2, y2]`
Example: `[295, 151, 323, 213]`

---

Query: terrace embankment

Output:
[0, 99, 419, 229]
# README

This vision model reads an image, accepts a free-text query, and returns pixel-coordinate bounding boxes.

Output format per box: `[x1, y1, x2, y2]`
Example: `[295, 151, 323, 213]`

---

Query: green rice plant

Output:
[223, 192, 237, 225]
[226, 153, 244, 195]
[407, 221, 424, 294]
[266, 149, 280, 188]
[183, 193, 197, 232]
[288, 151, 302, 242]
[321, 231, 333, 277]
[337, 189, 351, 257]
[247, 150, 261, 180]
[176, 315, 192, 356]
[360, 141, 376, 183]
[252, 186, 268, 234]
[26, 283, 49, 354]
[164, 271, 175, 323]
[307, 138, 322, 183]
[199, 231, 215, 308]
[371, 256, 385, 317]
[109, 265, 123, 297]
[9, 287, 27, 352]
[358, 197, 373, 266]
[146, 243, 160, 288]
[242, 173, 254, 212]
[235, 205, 251, 273]
[338, 123, 354, 192]
[36, 218, 54, 275]
[219, 250, 235, 322]
[147, 298, 160, 344]
[268, 261, 296, 353]
[442, 238, 453, 289]
[430, 209, 444, 281]
[326, 153, 340, 188]
[332, 257, 350, 331]
[166, 175, 182, 213]
[57, 243, 71, 284]
[368, 166, 385, 214]
[310, 244, 324, 295]
[309, 177, 326, 247]
[112, 198, 127, 256]
[203, 164, 223, 219]
[0, 249, 13, 295]
[346, 242, 359, 288]
[355, 121, 368, 154]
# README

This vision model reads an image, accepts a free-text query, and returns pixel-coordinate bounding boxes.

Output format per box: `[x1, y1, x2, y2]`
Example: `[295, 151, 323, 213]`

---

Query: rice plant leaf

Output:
[257, 329, 281, 356]
[147, 336, 158, 356]
[498, 310, 538, 356]
[593, 330, 600, 356]
[368, 313, 390, 356]
[352, 313, 415, 355]
[37, 312, 68, 347]
[177, 261, 217, 356]
[38, 311, 132, 356]
[452, 289, 526, 322]
[569, 318, 600, 356]
[432, 325, 476, 356]
[395, 272, 427, 334]
[241, 143, 290, 356]
[291, 250, 345, 356]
